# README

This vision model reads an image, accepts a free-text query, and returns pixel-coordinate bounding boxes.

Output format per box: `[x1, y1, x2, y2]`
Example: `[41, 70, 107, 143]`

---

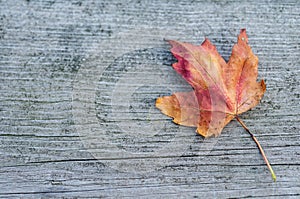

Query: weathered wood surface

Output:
[0, 0, 299, 198]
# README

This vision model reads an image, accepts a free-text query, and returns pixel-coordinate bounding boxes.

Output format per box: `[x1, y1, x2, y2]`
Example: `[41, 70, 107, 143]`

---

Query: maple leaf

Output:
[156, 29, 276, 181]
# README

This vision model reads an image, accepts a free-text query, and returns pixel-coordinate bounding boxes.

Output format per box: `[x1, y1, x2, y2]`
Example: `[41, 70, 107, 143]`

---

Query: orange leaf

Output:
[156, 29, 266, 138]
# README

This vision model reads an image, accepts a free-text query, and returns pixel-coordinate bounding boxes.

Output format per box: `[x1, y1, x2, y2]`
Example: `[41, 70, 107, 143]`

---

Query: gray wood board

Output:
[0, 0, 299, 198]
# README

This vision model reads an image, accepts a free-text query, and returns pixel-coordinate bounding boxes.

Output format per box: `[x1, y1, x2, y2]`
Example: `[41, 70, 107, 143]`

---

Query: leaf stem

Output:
[235, 116, 276, 182]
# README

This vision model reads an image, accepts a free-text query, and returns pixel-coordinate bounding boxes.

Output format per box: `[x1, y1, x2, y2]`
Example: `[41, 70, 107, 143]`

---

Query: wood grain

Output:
[0, 0, 299, 198]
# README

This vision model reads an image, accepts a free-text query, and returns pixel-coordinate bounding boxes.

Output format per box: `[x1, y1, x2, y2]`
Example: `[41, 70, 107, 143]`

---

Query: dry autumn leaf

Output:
[156, 29, 276, 181]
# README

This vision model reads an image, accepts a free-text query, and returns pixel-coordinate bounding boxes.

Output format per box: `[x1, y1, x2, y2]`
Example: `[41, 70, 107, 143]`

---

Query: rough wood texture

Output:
[0, 0, 299, 198]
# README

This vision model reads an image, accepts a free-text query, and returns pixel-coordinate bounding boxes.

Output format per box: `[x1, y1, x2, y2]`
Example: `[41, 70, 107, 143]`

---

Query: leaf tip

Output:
[238, 28, 248, 43]
[261, 79, 266, 93]
[201, 38, 215, 50]
[155, 97, 163, 108]
[196, 128, 218, 139]
[167, 39, 177, 46]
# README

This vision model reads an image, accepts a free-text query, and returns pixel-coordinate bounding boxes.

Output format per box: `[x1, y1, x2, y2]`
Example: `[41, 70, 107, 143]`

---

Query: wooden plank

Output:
[0, 0, 299, 198]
